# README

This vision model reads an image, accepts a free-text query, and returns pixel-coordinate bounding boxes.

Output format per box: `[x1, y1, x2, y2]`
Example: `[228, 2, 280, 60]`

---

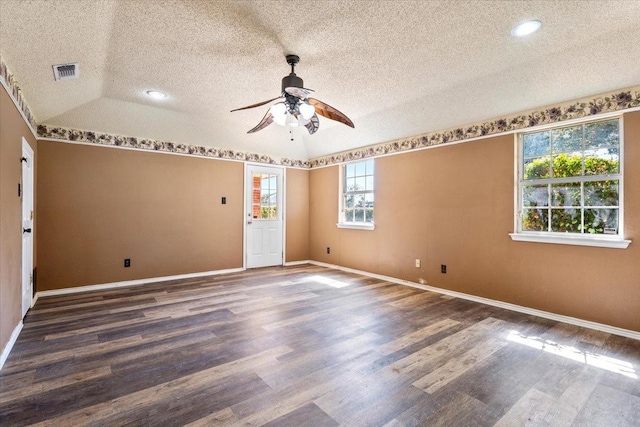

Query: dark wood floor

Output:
[1, 265, 639, 426]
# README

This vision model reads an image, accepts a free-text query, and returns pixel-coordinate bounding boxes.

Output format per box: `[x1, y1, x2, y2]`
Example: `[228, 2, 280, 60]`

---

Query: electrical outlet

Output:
[415, 259, 421, 268]
[327, 247, 331, 254]
[124, 258, 131, 268]
[441, 264, 447, 274]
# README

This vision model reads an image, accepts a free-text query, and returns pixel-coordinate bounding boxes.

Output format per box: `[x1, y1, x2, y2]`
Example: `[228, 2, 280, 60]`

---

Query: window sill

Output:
[337, 222, 375, 231]
[509, 233, 631, 249]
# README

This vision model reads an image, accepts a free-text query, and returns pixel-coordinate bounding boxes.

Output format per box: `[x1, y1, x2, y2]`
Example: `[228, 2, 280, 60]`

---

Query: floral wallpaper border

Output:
[4, 49, 638, 169]
[0, 55, 37, 130]
[308, 87, 640, 168]
[37, 124, 292, 165]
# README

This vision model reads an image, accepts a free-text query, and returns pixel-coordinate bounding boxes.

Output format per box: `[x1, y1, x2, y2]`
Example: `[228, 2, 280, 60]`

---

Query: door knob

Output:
[23, 228, 32, 234]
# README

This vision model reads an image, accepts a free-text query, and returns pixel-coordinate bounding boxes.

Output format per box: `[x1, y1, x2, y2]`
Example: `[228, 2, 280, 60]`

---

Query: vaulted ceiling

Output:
[1, 0, 639, 161]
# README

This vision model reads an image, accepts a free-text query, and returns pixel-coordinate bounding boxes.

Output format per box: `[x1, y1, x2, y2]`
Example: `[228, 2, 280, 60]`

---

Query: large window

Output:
[339, 159, 374, 229]
[514, 117, 629, 248]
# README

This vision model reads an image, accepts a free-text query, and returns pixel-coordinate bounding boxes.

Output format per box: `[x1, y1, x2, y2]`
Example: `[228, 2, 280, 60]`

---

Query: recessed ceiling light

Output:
[511, 20, 542, 37]
[146, 90, 167, 99]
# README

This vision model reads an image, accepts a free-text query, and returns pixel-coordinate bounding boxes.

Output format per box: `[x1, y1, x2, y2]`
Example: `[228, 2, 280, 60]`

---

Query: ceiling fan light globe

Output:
[270, 103, 287, 126]
[298, 116, 311, 126]
[299, 102, 315, 120]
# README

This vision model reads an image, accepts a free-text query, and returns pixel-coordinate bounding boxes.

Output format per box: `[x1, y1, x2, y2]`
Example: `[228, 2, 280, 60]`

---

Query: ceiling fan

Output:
[231, 55, 354, 135]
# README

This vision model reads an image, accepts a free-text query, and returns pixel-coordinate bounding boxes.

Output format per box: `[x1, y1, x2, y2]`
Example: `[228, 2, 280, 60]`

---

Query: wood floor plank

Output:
[412, 337, 507, 394]
[183, 407, 239, 426]
[379, 318, 460, 355]
[1, 265, 639, 426]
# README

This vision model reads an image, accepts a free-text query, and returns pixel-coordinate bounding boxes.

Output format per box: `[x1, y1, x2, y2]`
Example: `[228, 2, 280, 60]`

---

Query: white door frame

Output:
[21, 137, 35, 317]
[243, 163, 286, 269]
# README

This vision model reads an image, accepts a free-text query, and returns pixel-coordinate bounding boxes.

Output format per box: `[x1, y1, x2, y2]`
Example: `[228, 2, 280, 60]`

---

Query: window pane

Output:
[522, 208, 548, 231]
[523, 185, 548, 207]
[355, 177, 366, 191]
[366, 176, 374, 191]
[346, 177, 356, 191]
[584, 208, 618, 234]
[523, 132, 550, 157]
[523, 156, 550, 180]
[551, 208, 581, 233]
[355, 162, 366, 176]
[354, 194, 365, 208]
[365, 160, 374, 175]
[365, 207, 374, 222]
[584, 180, 618, 206]
[345, 194, 354, 208]
[585, 120, 619, 149]
[345, 209, 354, 222]
[346, 164, 355, 178]
[585, 147, 619, 175]
[354, 208, 365, 222]
[365, 193, 374, 206]
[552, 125, 582, 153]
[551, 183, 580, 207]
[552, 153, 582, 178]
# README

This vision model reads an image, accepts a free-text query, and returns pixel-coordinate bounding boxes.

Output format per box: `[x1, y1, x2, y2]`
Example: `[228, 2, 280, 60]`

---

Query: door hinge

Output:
[21, 157, 27, 163]
[18, 183, 21, 197]
[31, 210, 34, 220]
[30, 274, 33, 284]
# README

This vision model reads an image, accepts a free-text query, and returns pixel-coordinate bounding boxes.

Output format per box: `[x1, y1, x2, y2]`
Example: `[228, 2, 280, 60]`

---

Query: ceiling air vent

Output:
[52, 63, 79, 81]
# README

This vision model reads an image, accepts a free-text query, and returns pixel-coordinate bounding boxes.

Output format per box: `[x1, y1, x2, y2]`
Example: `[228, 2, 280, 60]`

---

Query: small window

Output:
[338, 159, 374, 229]
[252, 173, 278, 220]
[512, 118, 629, 248]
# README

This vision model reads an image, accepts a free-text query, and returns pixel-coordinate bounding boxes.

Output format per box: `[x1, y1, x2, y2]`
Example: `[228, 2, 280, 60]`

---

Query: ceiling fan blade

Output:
[247, 110, 274, 133]
[308, 98, 354, 128]
[231, 96, 282, 112]
[284, 87, 314, 99]
[305, 113, 319, 135]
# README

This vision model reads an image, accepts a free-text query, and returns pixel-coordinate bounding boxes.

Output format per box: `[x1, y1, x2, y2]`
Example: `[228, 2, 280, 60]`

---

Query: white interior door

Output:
[246, 165, 283, 268]
[21, 138, 34, 317]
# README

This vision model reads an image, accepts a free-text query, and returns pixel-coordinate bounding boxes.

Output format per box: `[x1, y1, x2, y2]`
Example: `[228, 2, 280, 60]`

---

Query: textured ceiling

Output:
[1, 0, 640, 161]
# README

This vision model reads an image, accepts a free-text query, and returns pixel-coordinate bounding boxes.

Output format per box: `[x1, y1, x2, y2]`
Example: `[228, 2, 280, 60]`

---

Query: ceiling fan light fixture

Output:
[231, 54, 354, 135]
[511, 20, 542, 37]
[299, 102, 315, 120]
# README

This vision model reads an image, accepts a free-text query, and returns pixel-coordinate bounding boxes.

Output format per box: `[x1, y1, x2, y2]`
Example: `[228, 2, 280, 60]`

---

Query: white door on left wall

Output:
[21, 137, 34, 318]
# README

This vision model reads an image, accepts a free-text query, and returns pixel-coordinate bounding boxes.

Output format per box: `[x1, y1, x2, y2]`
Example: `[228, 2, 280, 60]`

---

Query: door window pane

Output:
[253, 173, 278, 220]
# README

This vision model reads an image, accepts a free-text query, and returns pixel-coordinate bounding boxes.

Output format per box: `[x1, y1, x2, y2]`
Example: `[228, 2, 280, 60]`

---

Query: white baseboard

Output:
[36, 267, 245, 298]
[0, 321, 23, 371]
[283, 260, 311, 266]
[308, 261, 640, 341]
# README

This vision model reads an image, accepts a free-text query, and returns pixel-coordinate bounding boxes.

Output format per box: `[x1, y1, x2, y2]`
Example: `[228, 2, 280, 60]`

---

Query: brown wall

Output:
[310, 111, 640, 332]
[285, 168, 309, 262]
[1, 85, 37, 352]
[36, 141, 243, 290]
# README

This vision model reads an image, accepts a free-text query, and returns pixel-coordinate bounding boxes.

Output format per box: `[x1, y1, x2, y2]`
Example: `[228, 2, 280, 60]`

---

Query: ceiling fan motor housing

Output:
[281, 73, 303, 93]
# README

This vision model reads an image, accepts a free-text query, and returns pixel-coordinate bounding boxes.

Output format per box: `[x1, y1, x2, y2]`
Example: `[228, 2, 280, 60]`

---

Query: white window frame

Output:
[510, 115, 630, 249]
[337, 159, 375, 230]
